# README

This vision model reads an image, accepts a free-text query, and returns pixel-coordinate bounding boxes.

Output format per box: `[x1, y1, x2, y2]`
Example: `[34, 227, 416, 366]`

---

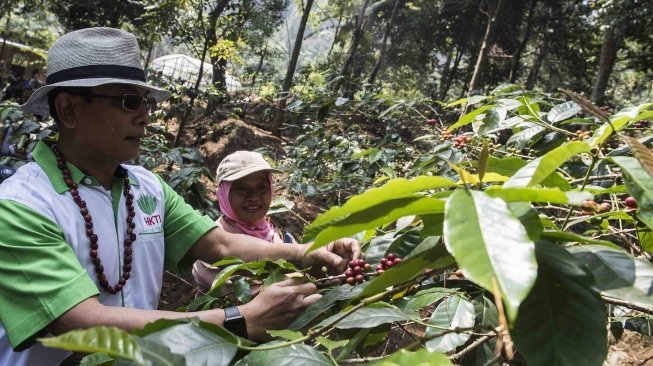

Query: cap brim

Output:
[221, 166, 283, 183]
[21, 78, 172, 116]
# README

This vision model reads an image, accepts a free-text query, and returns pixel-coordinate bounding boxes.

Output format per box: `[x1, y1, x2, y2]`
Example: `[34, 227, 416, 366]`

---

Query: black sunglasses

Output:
[85, 93, 157, 112]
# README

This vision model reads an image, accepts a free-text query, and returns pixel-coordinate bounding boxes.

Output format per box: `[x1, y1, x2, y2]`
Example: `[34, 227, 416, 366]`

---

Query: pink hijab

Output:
[217, 174, 276, 242]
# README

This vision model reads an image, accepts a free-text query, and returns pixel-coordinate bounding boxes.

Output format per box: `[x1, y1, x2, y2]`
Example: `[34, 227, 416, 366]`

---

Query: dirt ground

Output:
[157, 107, 653, 365]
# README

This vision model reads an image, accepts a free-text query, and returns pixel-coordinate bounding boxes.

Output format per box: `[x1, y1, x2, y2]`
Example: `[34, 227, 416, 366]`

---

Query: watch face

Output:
[224, 307, 248, 338]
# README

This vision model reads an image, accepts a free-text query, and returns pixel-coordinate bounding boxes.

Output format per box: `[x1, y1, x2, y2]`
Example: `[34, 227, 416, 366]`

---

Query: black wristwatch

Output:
[223, 306, 248, 339]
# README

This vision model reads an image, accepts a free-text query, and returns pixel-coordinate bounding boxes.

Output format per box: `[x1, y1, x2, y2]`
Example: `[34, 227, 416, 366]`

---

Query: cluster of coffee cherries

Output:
[580, 199, 611, 215]
[344, 259, 371, 284]
[426, 118, 439, 126]
[572, 130, 591, 141]
[375, 253, 402, 274]
[343, 253, 403, 284]
[452, 135, 472, 149]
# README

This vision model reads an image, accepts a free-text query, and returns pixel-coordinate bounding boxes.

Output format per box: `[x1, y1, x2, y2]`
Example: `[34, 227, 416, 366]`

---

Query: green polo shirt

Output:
[0, 141, 216, 352]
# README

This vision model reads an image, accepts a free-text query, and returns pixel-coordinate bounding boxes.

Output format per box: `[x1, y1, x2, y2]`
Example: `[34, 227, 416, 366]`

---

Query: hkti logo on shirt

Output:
[136, 194, 162, 234]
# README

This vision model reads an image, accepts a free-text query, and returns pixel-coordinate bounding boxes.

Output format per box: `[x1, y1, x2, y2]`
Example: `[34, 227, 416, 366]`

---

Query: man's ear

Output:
[54, 92, 78, 129]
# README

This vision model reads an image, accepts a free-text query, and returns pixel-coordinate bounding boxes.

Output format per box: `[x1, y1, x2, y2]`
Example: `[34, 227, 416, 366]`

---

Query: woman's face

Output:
[229, 171, 272, 225]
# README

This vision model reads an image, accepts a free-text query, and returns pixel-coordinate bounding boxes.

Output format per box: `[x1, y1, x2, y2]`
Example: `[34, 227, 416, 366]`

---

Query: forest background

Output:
[1, 0, 653, 365]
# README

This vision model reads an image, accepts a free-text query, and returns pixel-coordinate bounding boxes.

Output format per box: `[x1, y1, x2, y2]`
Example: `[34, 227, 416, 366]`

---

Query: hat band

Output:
[46, 65, 146, 85]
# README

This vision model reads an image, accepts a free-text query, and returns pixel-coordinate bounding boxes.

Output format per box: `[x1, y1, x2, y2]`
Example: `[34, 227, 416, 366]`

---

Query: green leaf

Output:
[611, 156, 653, 231]
[444, 190, 537, 320]
[39, 327, 144, 364]
[357, 237, 454, 300]
[512, 242, 607, 366]
[504, 141, 591, 188]
[541, 230, 620, 248]
[385, 228, 424, 259]
[232, 276, 252, 303]
[290, 285, 366, 330]
[399, 288, 458, 311]
[315, 336, 348, 351]
[308, 196, 446, 248]
[133, 337, 186, 366]
[235, 344, 332, 366]
[79, 353, 113, 366]
[509, 202, 543, 242]
[304, 176, 456, 242]
[316, 305, 416, 330]
[448, 105, 495, 131]
[419, 213, 444, 237]
[505, 125, 545, 150]
[589, 104, 651, 147]
[568, 245, 653, 311]
[547, 101, 581, 123]
[373, 348, 452, 366]
[364, 233, 395, 265]
[485, 186, 592, 205]
[425, 295, 476, 352]
[268, 329, 304, 340]
[144, 323, 237, 366]
[487, 156, 570, 190]
[472, 294, 499, 328]
[476, 108, 506, 136]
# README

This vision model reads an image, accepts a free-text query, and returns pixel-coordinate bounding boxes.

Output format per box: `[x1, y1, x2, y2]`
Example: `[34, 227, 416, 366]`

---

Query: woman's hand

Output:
[301, 238, 362, 275]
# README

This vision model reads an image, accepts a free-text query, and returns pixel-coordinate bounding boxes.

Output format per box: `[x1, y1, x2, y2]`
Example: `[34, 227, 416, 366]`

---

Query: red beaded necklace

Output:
[52, 144, 136, 294]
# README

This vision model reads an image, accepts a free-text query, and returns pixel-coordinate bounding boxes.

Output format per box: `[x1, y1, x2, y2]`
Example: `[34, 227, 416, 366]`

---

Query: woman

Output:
[192, 150, 295, 293]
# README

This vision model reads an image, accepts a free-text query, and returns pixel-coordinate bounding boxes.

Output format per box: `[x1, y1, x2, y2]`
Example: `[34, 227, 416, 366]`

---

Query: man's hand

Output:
[238, 278, 321, 341]
[302, 238, 362, 275]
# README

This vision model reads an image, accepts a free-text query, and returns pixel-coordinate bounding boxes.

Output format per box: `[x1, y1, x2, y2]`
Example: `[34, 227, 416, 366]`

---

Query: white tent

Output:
[151, 54, 241, 91]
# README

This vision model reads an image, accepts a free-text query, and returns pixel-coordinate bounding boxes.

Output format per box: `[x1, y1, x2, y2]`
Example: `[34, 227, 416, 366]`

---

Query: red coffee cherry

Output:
[364, 263, 372, 271]
[387, 253, 396, 261]
[345, 269, 353, 278]
[355, 274, 364, 282]
[345, 276, 356, 285]
[625, 196, 637, 209]
[349, 260, 357, 269]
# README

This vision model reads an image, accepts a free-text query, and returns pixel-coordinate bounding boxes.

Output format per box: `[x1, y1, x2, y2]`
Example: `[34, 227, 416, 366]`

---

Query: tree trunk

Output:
[144, 42, 153, 72]
[204, 0, 232, 113]
[332, 0, 372, 93]
[327, 15, 343, 59]
[368, 0, 401, 85]
[174, 22, 212, 147]
[525, 34, 547, 90]
[272, 0, 315, 137]
[467, 0, 502, 95]
[439, 46, 465, 101]
[250, 41, 268, 88]
[508, 0, 537, 83]
[591, 23, 626, 105]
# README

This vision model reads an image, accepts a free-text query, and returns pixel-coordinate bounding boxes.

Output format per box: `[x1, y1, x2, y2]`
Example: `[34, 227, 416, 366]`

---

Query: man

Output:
[0, 27, 360, 365]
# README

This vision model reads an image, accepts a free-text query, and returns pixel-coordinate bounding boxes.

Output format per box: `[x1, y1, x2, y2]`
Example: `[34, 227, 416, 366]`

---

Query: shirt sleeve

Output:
[158, 176, 217, 272]
[0, 200, 99, 351]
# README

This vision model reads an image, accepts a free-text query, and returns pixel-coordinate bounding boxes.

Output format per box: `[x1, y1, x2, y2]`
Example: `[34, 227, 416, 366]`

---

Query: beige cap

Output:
[215, 151, 282, 185]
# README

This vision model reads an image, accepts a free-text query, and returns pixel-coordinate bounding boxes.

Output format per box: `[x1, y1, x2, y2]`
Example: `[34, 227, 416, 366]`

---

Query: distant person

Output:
[0, 73, 24, 103]
[0, 27, 361, 366]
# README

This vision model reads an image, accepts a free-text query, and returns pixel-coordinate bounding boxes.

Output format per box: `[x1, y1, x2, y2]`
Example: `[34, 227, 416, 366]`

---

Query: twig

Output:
[450, 333, 496, 362]
[491, 278, 514, 359]
[603, 296, 653, 315]
[570, 174, 621, 184]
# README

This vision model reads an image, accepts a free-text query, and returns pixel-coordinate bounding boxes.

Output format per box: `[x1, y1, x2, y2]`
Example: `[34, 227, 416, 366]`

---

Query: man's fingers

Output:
[303, 293, 322, 306]
[274, 277, 317, 294]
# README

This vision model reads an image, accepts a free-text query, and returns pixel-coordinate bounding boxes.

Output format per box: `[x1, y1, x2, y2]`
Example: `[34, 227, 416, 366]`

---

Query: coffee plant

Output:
[36, 85, 653, 365]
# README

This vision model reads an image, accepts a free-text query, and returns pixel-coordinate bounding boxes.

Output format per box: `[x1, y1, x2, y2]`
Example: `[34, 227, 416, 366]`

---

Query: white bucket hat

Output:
[216, 151, 282, 185]
[21, 27, 171, 116]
